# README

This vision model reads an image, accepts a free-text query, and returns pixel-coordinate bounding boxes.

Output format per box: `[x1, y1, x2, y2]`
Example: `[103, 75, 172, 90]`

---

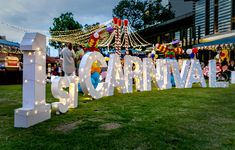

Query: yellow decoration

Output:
[92, 61, 101, 68]
[91, 67, 101, 73]
[105, 57, 110, 61]
[155, 54, 158, 59]
[221, 49, 229, 61]
[91, 61, 101, 73]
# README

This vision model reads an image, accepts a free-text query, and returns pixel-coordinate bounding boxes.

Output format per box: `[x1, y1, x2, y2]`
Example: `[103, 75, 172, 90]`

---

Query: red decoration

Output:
[88, 33, 99, 48]
[192, 48, 198, 54]
[156, 44, 183, 55]
[123, 19, 128, 26]
[220, 52, 225, 57]
[84, 47, 99, 52]
[117, 19, 122, 27]
[113, 17, 118, 25]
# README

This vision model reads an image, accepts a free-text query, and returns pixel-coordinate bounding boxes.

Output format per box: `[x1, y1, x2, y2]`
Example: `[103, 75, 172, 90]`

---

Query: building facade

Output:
[167, 0, 194, 17]
[195, 0, 235, 38]
[193, 0, 235, 64]
[138, 12, 196, 50]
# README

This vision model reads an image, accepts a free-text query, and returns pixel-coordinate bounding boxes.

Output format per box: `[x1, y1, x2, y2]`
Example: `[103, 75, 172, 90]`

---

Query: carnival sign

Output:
[14, 33, 231, 128]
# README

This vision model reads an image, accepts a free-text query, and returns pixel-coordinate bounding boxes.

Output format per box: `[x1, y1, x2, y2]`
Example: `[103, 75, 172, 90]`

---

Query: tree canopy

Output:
[49, 12, 82, 49]
[113, 0, 175, 30]
[113, 0, 145, 30]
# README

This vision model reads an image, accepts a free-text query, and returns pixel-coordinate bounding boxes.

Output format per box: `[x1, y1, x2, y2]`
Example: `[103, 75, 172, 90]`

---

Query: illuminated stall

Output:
[0, 37, 22, 84]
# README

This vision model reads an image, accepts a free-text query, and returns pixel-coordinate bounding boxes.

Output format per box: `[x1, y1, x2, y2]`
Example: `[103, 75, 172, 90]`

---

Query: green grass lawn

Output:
[0, 84, 235, 149]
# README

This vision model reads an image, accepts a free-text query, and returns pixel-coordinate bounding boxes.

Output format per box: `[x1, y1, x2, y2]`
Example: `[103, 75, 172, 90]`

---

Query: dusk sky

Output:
[0, 0, 167, 56]
[0, 0, 122, 42]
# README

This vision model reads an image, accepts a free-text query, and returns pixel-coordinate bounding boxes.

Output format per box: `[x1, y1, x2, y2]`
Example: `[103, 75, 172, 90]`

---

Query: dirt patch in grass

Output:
[55, 120, 82, 133]
[100, 123, 121, 130]
[88, 118, 104, 122]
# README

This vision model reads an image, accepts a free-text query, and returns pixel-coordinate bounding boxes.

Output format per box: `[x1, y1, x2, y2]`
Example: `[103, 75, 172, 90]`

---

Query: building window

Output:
[205, 0, 210, 35]
[175, 31, 180, 40]
[214, 0, 219, 33]
[232, 0, 235, 30]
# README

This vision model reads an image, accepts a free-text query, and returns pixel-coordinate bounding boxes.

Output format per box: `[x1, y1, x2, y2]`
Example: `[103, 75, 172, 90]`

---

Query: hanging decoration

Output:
[84, 32, 100, 52]
[117, 19, 122, 55]
[50, 18, 150, 51]
[113, 17, 118, 54]
[156, 39, 183, 59]
[220, 49, 229, 61]
[123, 19, 130, 55]
[113, 18, 122, 55]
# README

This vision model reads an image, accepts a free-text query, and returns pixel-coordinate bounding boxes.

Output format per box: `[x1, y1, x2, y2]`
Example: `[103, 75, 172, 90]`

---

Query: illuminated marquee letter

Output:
[51, 77, 70, 114]
[143, 58, 157, 91]
[105, 54, 126, 96]
[79, 52, 108, 99]
[14, 33, 51, 128]
[51, 76, 79, 114]
[155, 59, 165, 89]
[162, 59, 172, 89]
[209, 60, 229, 88]
[168, 59, 190, 88]
[124, 55, 144, 93]
[185, 59, 206, 88]
[231, 71, 235, 84]
[68, 76, 79, 108]
[143, 58, 169, 91]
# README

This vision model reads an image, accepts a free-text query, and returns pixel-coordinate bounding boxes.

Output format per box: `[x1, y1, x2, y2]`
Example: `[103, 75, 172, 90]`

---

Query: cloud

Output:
[0, 0, 119, 42]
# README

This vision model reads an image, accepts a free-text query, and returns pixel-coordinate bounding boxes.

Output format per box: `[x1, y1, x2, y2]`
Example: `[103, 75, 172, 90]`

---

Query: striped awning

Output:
[194, 35, 235, 47]
[0, 39, 20, 48]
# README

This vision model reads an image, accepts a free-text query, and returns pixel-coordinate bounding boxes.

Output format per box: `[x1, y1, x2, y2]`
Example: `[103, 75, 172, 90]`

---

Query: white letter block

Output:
[124, 55, 144, 93]
[143, 58, 174, 91]
[79, 52, 108, 99]
[231, 71, 235, 84]
[14, 33, 50, 128]
[162, 60, 172, 89]
[51, 77, 70, 114]
[168, 59, 190, 88]
[51, 76, 79, 114]
[209, 60, 229, 88]
[155, 59, 165, 89]
[143, 58, 157, 91]
[185, 59, 206, 88]
[68, 76, 79, 108]
[105, 54, 126, 96]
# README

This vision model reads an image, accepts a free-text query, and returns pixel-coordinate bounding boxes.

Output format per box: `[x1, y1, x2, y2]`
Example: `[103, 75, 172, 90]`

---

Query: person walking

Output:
[60, 43, 76, 76]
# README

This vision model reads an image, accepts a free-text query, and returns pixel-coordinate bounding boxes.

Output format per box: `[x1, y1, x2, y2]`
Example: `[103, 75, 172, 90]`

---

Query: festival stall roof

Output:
[193, 35, 235, 47]
[0, 39, 20, 48]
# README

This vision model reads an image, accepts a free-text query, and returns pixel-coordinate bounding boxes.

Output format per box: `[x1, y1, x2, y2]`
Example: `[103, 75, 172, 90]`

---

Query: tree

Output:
[113, 0, 175, 30]
[49, 12, 82, 49]
[84, 22, 100, 29]
[157, 2, 175, 22]
[143, 0, 163, 26]
[113, 0, 145, 30]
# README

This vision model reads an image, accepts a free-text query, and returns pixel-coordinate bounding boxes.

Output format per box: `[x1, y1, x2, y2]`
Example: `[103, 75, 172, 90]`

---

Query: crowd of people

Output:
[219, 59, 235, 81]
[202, 58, 235, 81]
